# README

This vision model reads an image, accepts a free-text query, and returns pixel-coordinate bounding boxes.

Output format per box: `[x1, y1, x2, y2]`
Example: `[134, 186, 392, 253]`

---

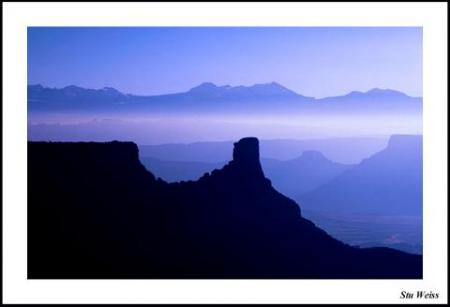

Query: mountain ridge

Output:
[28, 82, 421, 101]
[27, 82, 422, 115]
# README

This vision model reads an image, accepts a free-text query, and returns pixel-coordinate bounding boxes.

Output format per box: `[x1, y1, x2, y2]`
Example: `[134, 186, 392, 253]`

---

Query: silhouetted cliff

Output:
[28, 138, 422, 278]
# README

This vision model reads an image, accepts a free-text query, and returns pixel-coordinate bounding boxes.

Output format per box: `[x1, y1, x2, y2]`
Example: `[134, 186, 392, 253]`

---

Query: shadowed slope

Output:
[298, 135, 422, 216]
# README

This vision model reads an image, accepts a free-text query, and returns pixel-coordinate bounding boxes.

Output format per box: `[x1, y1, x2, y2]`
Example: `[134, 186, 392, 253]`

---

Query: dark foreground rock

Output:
[28, 137, 422, 278]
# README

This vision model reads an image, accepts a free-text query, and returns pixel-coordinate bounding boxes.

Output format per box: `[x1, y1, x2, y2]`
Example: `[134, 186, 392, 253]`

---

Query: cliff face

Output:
[299, 135, 423, 215]
[28, 138, 422, 279]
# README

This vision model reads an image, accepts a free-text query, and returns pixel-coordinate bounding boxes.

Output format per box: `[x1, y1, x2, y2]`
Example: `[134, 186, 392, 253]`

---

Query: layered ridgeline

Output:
[141, 151, 352, 196]
[28, 137, 421, 278]
[28, 83, 422, 115]
[139, 136, 423, 254]
[298, 135, 423, 216]
[138, 137, 389, 164]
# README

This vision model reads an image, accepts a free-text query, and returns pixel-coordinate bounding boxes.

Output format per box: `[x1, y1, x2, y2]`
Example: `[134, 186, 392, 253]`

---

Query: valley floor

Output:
[303, 210, 423, 255]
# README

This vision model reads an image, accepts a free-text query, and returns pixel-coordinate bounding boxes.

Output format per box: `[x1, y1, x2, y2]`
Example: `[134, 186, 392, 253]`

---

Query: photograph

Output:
[27, 26, 423, 279]
[2, 2, 447, 304]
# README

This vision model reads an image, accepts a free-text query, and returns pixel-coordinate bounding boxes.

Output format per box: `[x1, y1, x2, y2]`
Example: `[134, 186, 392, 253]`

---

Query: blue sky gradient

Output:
[28, 27, 422, 98]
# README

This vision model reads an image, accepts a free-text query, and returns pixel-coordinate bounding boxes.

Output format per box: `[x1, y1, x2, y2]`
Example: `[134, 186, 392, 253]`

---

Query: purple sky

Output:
[28, 27, 422, 98]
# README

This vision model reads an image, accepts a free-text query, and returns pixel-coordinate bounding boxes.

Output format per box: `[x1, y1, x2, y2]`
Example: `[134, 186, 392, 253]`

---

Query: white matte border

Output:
[2, 2, 448, 304]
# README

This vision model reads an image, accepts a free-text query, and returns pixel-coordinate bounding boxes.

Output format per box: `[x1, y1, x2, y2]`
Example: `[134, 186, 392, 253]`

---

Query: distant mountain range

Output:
[28, 83, 422, 114]
[186, 81, 305, 100]
[28, 84, 128, 106]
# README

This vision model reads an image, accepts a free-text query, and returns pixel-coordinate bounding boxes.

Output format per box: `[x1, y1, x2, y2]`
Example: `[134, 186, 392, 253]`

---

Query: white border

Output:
[3, 2, 448, 304]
